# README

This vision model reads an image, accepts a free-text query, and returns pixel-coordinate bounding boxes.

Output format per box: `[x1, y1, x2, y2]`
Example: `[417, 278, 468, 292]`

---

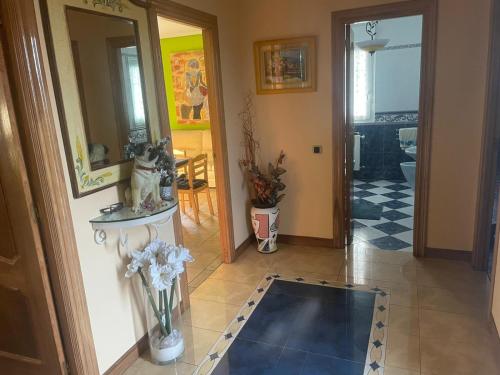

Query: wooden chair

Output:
[177, 154, 214, 224]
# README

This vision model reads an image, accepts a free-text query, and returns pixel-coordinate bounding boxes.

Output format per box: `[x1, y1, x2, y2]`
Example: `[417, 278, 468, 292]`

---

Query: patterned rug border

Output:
[194, 274, 390, 375]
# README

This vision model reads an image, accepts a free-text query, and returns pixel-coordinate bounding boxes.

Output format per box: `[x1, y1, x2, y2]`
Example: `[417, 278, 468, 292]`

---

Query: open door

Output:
[345, 25, 355, 245]
[0, 32, 66, 375]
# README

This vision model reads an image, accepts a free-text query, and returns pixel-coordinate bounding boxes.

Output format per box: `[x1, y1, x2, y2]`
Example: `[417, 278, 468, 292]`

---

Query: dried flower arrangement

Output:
[239, 94, 286, 209]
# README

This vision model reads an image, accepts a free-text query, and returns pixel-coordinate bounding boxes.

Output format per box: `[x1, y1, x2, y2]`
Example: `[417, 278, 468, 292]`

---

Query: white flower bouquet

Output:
[126, 239, 193, 363]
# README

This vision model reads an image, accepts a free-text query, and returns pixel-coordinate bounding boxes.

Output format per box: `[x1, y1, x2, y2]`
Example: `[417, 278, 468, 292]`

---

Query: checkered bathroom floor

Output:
[353, 179, 414, 251]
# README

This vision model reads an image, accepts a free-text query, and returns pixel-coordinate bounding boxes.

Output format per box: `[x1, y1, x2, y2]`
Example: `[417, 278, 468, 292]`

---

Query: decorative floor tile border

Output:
[194, 273, 390, 375]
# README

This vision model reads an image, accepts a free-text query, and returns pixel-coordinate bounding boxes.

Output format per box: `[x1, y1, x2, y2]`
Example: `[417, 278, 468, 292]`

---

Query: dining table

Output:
[175, 157, 189, 168]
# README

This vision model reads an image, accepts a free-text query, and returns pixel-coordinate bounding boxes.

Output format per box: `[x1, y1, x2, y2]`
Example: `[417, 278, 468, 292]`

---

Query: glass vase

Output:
[142, 275, 184, 365]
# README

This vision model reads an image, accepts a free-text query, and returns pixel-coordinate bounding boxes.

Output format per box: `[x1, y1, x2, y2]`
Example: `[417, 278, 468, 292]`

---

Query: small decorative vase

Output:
[251, 206, 280, 253]
[160, 185, 173, 201]
[143, 278, 184, 365]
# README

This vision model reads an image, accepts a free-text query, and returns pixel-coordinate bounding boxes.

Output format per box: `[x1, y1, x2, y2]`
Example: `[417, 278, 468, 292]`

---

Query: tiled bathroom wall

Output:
[354, 111, 418, 182]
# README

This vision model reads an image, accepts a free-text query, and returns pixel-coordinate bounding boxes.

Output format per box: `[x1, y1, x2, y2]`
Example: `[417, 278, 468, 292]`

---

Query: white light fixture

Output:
[356, 21, 389, 55]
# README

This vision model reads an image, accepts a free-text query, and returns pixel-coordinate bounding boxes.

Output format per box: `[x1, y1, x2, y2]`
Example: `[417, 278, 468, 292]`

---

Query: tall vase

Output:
[160, 185, 173, 201]
[142, 276, 184, 365]
[251, 206, 280, 253]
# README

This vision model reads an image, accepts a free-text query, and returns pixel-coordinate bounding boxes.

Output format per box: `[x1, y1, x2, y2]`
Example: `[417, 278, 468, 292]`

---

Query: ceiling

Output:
[157, 17, 202, 38]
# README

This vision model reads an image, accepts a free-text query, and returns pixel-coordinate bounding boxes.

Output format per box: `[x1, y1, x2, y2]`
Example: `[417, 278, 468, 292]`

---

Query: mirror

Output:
[66, 7, 149, 170]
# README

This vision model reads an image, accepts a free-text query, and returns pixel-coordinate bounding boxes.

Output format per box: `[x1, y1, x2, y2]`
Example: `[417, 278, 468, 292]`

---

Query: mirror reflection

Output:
[66, 7, 149, 170]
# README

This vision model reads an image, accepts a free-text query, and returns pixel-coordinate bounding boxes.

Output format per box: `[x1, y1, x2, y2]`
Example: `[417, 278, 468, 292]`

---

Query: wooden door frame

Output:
[473, 0, 500, 271]
[0, 1, 100, 374]
[331, 0, 438, 257]
[143, 1, 236, 285]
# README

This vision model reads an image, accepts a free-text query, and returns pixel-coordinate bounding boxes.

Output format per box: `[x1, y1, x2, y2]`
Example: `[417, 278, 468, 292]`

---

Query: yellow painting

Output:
[170, 50, 210, 125]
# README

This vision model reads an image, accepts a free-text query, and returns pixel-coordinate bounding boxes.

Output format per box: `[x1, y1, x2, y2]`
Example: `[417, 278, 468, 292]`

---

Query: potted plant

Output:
[125, 239, 193, 364]
[239, 94, 286, 253]
[154, 137, 176, 201]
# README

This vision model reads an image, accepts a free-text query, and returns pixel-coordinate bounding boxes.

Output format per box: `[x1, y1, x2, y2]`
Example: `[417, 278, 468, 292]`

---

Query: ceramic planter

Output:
[251, 206, 280, 253]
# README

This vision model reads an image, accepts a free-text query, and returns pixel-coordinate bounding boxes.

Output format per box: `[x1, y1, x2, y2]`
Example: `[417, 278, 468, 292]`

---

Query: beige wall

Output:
[427, 0, 491, 250]
[179, 0, 491, 250]
[36, 1, 176, 373]
[34, 0, 493, 371]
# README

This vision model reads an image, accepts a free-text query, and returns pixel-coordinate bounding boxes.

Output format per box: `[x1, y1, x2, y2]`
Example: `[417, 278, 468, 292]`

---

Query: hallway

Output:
[125, 243, 499, 374]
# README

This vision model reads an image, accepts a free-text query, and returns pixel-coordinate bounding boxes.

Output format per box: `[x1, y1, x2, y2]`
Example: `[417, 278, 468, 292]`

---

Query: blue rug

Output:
[195, 275, 390, 375]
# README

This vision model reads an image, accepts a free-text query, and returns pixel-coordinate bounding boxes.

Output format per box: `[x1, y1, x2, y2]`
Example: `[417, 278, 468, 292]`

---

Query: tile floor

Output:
[353, 180, 414, 252]
[180, 188, 223, 293]
[125, 242, 500, 375]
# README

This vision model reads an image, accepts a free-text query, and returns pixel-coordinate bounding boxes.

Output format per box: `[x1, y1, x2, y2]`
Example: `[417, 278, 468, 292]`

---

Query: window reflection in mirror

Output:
[66, 7, 149, 170]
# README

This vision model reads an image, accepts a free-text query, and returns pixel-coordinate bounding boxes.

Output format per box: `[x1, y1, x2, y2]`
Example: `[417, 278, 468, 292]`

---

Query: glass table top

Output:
[89, 198, 178, 224]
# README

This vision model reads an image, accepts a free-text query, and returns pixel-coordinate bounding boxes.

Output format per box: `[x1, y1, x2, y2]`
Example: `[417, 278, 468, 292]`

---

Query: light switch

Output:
[313, 145, 322, 154]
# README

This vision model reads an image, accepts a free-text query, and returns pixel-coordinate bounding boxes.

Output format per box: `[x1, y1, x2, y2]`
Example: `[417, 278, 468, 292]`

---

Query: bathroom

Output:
[351, 15, 422, 251]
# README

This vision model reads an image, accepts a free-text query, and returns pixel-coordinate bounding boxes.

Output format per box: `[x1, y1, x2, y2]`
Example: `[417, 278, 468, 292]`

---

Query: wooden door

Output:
[0, 30, 66, 375]
[344, 25, 355, 245]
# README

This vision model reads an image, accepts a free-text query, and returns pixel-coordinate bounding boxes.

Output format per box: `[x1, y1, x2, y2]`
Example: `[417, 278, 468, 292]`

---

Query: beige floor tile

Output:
[234, 247, 276, 269]
[205, 256, 223, 271]
[123, 357, 196, 375]
[336, 274, 401, 290]
[385, 331, 420, 371]
[190, 278, 255, 306]
[209, 262, 269, 286]
[271, 252, 344, 277]
[421, 336, 500, 375]
[388, 305, 419, 336]
[347, 244, 417, 266]
[416, 266, 488, 293]
[383, 367, 420, 375]
[419, 309, 494, 345]
[188, 269, 215, 291]
[181, 325, 220, 365]
[390, 287, 418, 307]
[189, 250, 220, 269]
[183, 297, 239, 332]
[186, 265, 204, 283]
[341, 260, 417, 284]
[418, 286, 488, 317]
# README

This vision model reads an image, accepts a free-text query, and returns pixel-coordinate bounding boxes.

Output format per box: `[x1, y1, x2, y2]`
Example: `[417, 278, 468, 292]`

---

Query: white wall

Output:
[352, 16, 422, 113]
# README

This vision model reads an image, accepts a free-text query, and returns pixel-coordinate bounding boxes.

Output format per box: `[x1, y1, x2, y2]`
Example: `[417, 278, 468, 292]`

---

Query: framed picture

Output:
[254, 36, 317, 94]
[169, 50, 210, 126]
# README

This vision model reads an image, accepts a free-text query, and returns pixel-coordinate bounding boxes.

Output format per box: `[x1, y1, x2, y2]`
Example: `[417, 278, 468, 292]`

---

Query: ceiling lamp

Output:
[356, 21, 389, 55]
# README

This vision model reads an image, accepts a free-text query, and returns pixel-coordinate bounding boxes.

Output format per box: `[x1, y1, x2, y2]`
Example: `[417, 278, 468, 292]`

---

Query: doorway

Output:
[157, 17, 222, 293]
[349, 16, 422, 252]
[332, 0, 437, 256]
[151, 2, 235, 299]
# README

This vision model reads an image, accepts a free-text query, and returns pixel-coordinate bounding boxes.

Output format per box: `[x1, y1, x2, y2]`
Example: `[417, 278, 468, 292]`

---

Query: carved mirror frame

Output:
[41, 0, 160, 198]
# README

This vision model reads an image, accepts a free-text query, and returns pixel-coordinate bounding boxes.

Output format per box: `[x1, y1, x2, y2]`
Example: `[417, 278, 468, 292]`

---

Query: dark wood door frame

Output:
[0, 1, 100, 374]
[473, 0, 500, 271]
[331, 0, 438, 256]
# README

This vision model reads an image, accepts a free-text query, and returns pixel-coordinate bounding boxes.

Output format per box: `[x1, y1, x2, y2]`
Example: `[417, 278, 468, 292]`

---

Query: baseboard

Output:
[278, 234, 335, 248]
[103, 333, 149, 375]
[425, 247, 472, 262]
[234, 234, 255, 259]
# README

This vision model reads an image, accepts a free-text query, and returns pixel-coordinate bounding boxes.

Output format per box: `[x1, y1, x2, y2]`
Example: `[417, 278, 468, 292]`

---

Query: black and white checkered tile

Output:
[353, 180, 414, 252]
